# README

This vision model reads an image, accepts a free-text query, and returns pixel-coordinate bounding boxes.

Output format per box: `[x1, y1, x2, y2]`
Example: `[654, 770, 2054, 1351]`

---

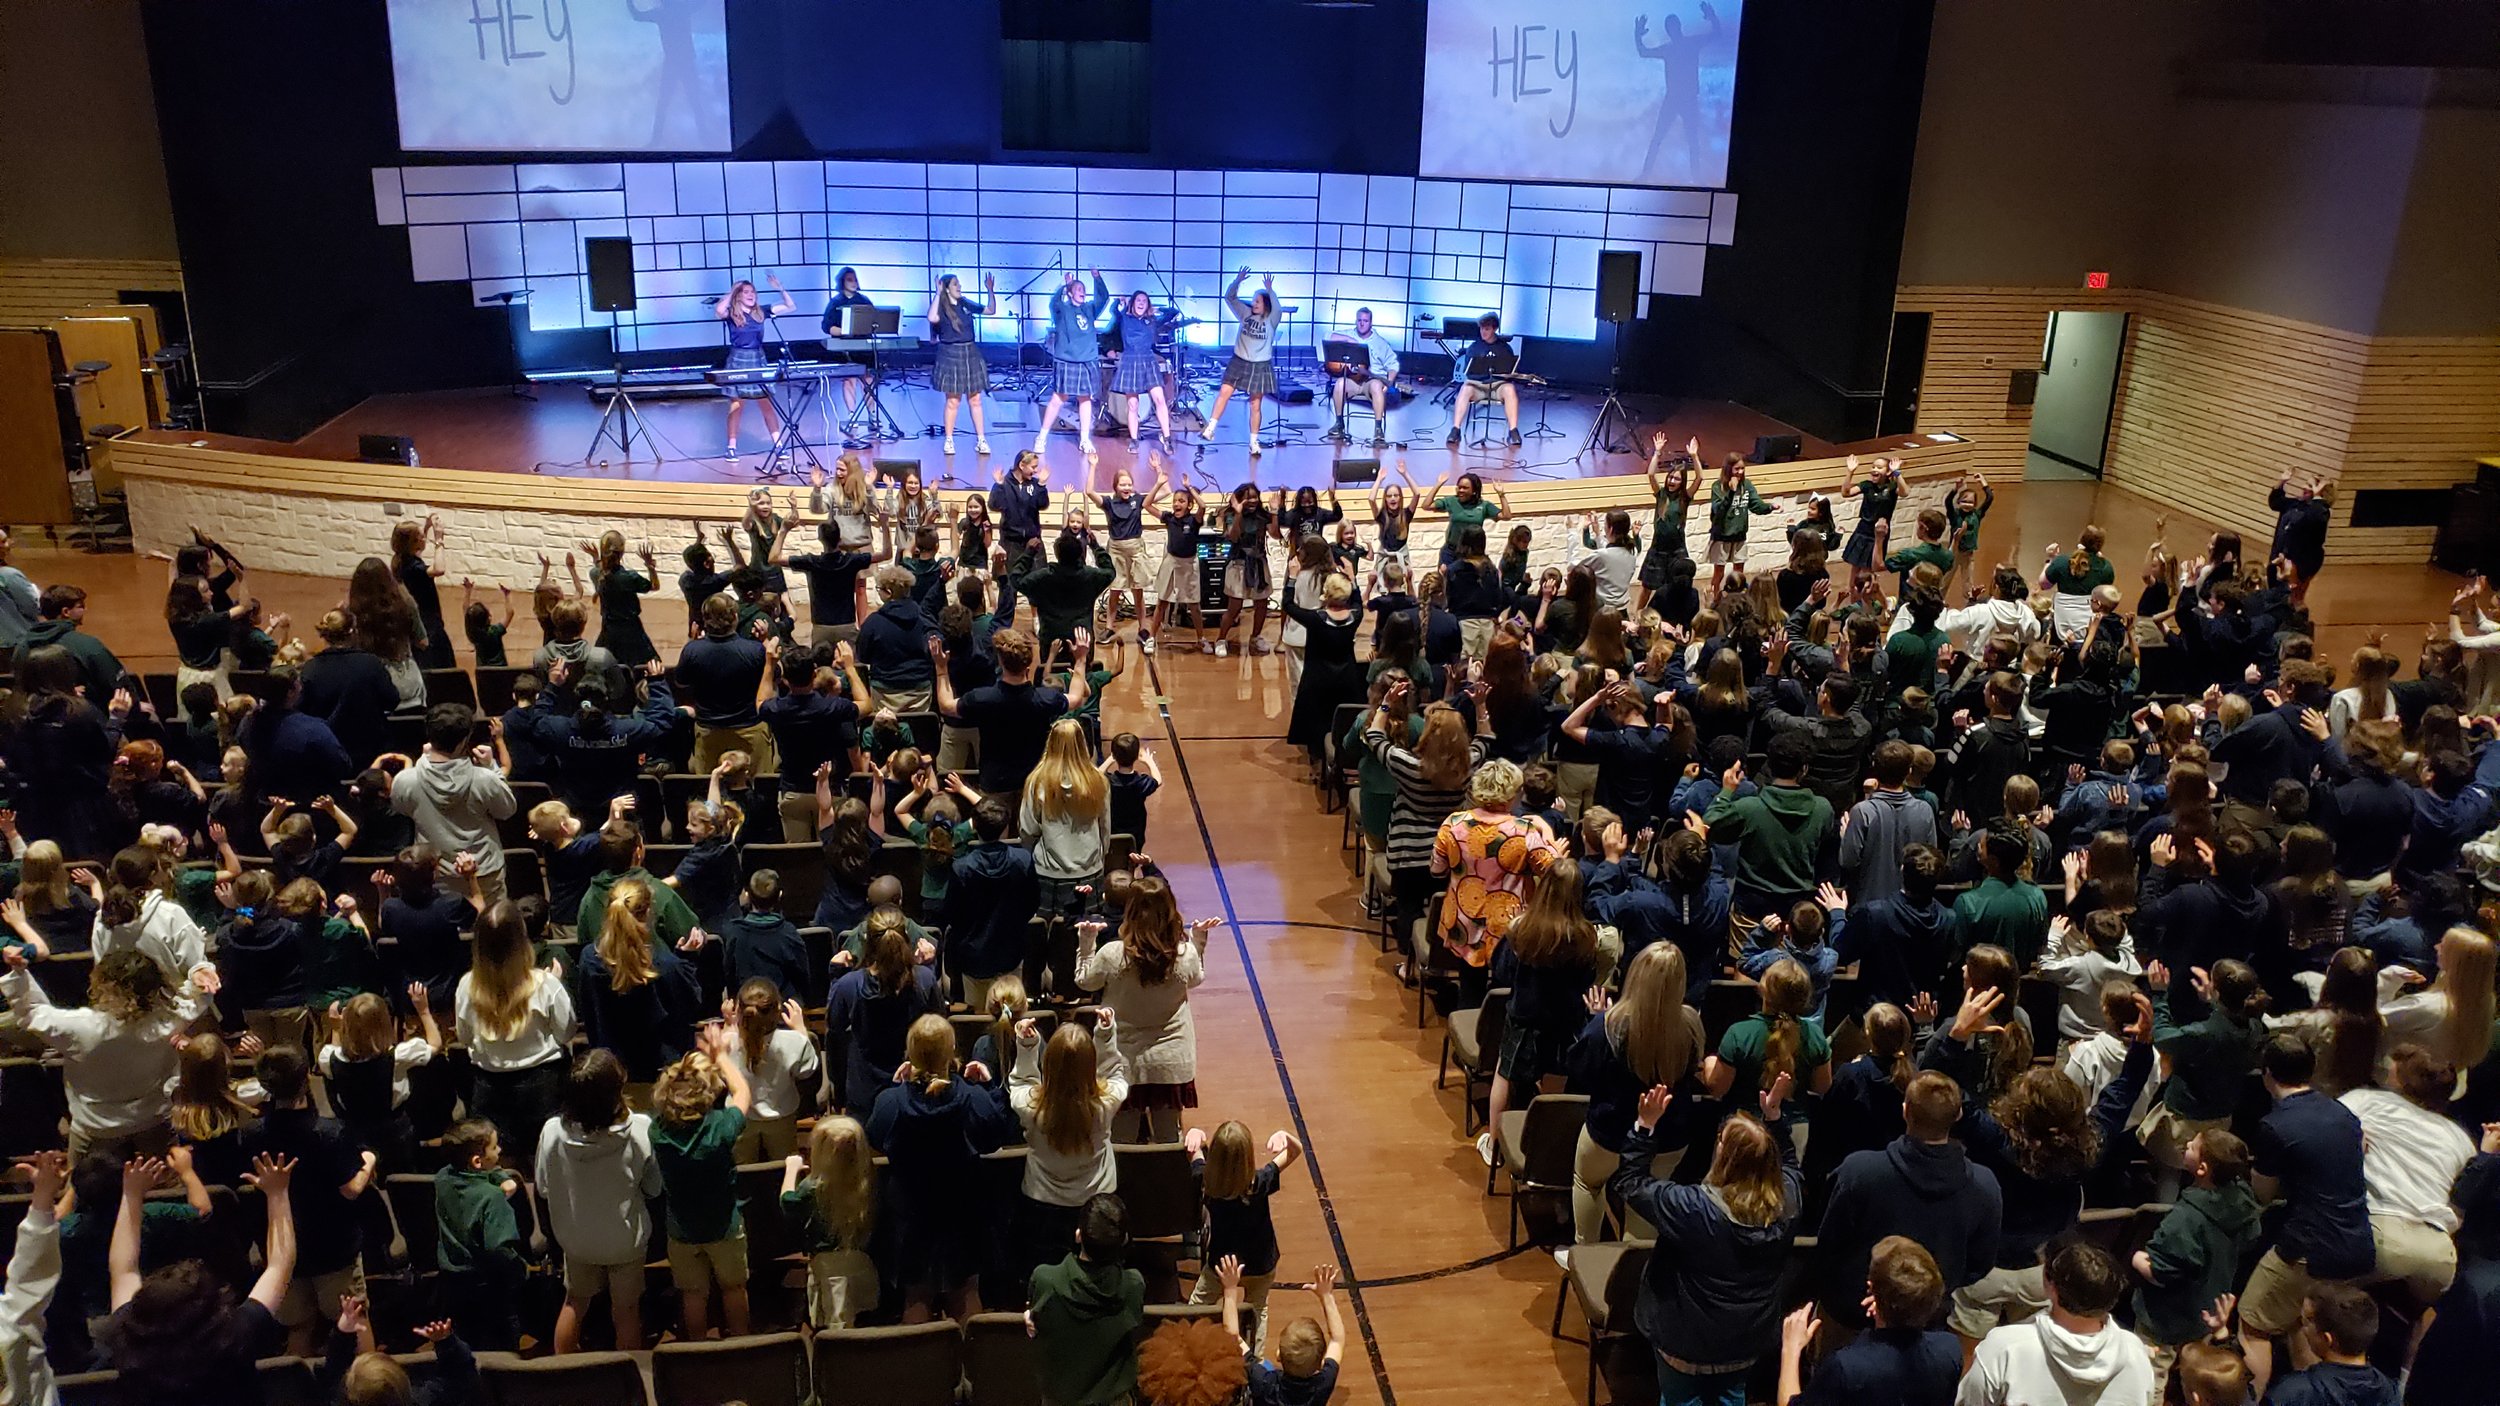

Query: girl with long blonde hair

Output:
[456, 898, 575, 1160]
[781, 1114, 879, 1328]
[1022, 718, 1113, 930]
[1480, 858, 1602, 1161]
[1078, 875, 1219, 1141]
[319, 988, 443, 1171]
[2383, 926, 2498, 1070]
[579, 879, 699, 1092]
[1703, 957, 1834, 1108]
[587, 529, 662, 667]
[169, 1030, 256, 1162]
[714, 273, 793, 457]
[1181, 1118, 1304, 1353]
[1568, 941, 1706, 1243]
[1008, 1010, 1128, 1274]
[866, 1011, 1017, 1322]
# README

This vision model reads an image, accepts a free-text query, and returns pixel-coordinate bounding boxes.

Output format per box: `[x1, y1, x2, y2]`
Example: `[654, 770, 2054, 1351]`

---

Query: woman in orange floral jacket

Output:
[1431, 757, 1560, 1013]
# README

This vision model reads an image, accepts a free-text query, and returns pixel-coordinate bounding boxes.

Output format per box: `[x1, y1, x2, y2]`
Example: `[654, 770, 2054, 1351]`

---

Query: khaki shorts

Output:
[2365, 1213, 2458, 1304]
[2240, 1248, 2323, 1336]
[1946, 1262, 2048, 1340]
[563, 1255, 648, 1304]
[693, 720, 778, 778]
[807, 1248, 880, 1330]
[1110, 537, 1150, 590]
[734, 1114, 802, 1163]
[1155, 554, 1200, 610]
[1705, 537, 1745, 565]
[277, 1260, 367, 1328]
[668, 1226, 750, 1294]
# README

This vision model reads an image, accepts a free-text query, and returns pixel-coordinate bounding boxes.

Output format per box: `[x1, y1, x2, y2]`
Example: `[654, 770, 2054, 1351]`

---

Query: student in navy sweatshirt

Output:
[2262, 1281, 2401, 1406]
[1813, 1070, 2002, 1331]
[2238, 1035, 2376, 1397]
[1774, 1236, 1960, 1406]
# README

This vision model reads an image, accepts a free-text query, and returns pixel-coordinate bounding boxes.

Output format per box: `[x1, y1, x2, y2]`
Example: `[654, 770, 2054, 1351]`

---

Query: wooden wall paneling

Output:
[2337, 336, 2500, 564]
[1894, 285, 2128, 480]
[0, 258, 181, 327]
[0, 330, 76, 525]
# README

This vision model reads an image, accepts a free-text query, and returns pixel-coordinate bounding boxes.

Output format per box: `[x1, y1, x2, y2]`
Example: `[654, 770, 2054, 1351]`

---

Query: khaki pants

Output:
[2364, 1212, 2458, 1304]
[693, 720, 778, 777]
[246, 1007, 311, 1056]
[2136, 1329, 2178, 1406]
[779, 791, 821, 845]
[937, 723, 980, 775]
[1459, 618, 1494, 658]
[1554, 762, 1599, 820]
[807, 1248, 879, 1329]
[811, 623, 861, 650]
[67, 1122, 172, 1166]
[1189, 1265, 1273, 1354]
[873, 685, 934, 715]
[1947, 1263, 2047, 1340]
[1571, 1127, 1654, 1245]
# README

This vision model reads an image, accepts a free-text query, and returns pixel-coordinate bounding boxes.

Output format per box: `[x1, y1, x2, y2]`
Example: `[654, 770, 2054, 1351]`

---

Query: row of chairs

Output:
[53, 1307, 1221, 1406]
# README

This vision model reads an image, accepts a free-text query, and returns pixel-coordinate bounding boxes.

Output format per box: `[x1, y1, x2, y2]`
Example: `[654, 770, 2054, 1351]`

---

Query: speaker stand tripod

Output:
[583, 363, 653, 464]
[1578, 321, 1640, 460]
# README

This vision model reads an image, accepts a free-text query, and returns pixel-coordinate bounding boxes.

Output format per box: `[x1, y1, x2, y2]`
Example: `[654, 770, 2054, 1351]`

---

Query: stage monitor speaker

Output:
[1597, 249, 1642, 324]
[357, 434, 418, 467]
[585, 237, 636, 313]
[1332, 458, 1381, 486]
[1752, 434, 1802, 465]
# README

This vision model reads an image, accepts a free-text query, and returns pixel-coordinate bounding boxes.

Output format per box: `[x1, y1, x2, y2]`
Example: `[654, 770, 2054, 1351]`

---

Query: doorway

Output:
[2027, 310, 2128, 480]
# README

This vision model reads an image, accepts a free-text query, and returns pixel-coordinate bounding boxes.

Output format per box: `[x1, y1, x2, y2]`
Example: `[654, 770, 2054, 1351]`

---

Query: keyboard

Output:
[818, 336, 922, 354]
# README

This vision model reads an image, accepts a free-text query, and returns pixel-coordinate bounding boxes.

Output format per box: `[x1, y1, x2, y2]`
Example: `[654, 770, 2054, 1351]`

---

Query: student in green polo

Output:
[1427, 472, 1508, 569]
[1882, 508, 1958, 596]
[1952, 829, 2050, 968]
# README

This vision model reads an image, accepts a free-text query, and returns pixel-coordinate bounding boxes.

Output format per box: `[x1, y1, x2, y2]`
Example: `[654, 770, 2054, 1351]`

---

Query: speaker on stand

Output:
[1577, 250, 1643, 461]
[580, 236, 652, 464]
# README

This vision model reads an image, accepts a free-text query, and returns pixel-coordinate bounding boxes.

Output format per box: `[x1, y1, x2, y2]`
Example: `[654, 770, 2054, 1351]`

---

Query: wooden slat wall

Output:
[0, 258, 182, 327]
[1902, 283, 2500, 568]
[2100, 293, 2370, 548]
[2339, 337, 2500, 564]
[1894, 286, 2128, 479]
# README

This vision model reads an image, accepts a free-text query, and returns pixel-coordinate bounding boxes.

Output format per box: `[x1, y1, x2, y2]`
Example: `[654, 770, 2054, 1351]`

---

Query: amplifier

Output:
[357, 434, 418, 466]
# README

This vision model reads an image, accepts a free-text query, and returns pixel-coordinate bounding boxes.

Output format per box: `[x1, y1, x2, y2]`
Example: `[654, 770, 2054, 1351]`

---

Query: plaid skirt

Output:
[721, 346, 768, 400]
[1109, 349, 1162, 395]
[933, 341, 988, 396]
[1050, 356, 1097, 399]
[1221, 355, 1277, 397]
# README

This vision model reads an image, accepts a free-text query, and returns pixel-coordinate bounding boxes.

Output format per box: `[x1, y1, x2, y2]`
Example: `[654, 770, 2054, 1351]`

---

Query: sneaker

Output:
[976, 439, 993, 456]
[1140, 633, 1157, 655]
[1475, 1132, 1496, 1167]
[1200, 640, 1216, 655]
[1372, 431, 1390, 447]
[1332, 417, 1347, 439]
[1249, 439, 1264, 457]
[943, 436, 958, 455]
[1080, 438, 1098, 459]
[1251, 636, 1273, 655]
[1508, 429, 1522, 447]
[1446, 428, 1461, 447]
[1552, 1248, 1571, 1271]
[1215, 640, 1229, 658]
[1032, 434, 1050, 457]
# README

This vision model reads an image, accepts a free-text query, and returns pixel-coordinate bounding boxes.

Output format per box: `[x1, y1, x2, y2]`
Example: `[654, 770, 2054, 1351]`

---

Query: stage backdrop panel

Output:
[374, 159, 1739, 355]
[386, 0, 732, 154]
[1422, 0, 1743, 190]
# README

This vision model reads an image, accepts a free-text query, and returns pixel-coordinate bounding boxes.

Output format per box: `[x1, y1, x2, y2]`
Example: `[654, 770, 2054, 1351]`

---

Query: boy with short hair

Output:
[1959, 1240, 2153, 1405]
[651, 1027, 754, 1341]
[1777, 1235, 1960, 1405]
[722, 867, 811, 1004]
[239, 1044, 377, 1356]
[1222, 1255, 1344, 1406]
[1102, 732, 1162, 848]
[2131, 1129, 2261, 1404]
[1029, 1192, 1147, 1406]
[948, 795, 1041, 1009]
[432, 1119, 525, 1350]
[2264, 1282, 2399, 1406]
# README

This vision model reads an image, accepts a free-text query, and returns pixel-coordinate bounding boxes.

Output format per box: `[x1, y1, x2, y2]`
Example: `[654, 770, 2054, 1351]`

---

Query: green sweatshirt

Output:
[579, 865, 701, 947]
[1701, 781, 1833, 907]
[434, 1165, 523, 1279]
[1029, 1253, 1146, 1406]
[1952, 876, 2049, 968]
[2133, 1182, 2261, 1344]
[2151, 990, 2263, 1120]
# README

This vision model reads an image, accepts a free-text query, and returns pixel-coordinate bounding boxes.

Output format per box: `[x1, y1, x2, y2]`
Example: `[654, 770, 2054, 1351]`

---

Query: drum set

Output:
[1002, 296, 1210, 443]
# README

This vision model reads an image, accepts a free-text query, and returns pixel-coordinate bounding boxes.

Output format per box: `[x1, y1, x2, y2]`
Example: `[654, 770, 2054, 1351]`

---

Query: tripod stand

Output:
[1578, 320, 1639, 460]
[584, 363, 652, 463]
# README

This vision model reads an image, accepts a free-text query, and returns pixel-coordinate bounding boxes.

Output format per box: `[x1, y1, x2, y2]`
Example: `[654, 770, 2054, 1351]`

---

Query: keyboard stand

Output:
[757, 371, 826, 482]
[841, 350, 907, 444]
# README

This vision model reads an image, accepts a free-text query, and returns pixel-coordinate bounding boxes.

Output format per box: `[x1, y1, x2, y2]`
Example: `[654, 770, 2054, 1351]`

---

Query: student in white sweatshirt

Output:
[721, 977, 822, 1163]
[1959, 1240, 2154, 1406]
[3, 947, 204, 1161]
[2340, 1042, 2478, 1306]
[0, 1148, 65, 1406]
[534, 1048, 663, 1354]
[89, 851, 211, 997]
[1007, 1009, 1127, 1278]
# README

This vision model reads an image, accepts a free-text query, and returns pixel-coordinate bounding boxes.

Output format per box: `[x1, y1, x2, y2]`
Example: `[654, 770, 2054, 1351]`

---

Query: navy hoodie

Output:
[1815, 1136, 2002, 1325]
[2264, 1361, 2401, 1406]
[1610, 1114, 1803, 1367]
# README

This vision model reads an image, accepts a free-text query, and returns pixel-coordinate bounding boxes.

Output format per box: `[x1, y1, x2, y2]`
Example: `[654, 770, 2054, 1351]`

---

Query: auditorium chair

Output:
[0, 1058, 70, 1157]
[383, 1172, 442, 1274]
[474, 666, 529, 718]
[652, 1331, 809, 1406]
[962, 1312, 1043, 1406]
[658, 773, 713, 828]
[1699, 978, 1759, 1046]
[1440, 986, 1509, 1136]
[870, 838, 924, 919]
[1493, 1093, 1589, 1247]
[422, 668, 479, 710]
[480, 1349, 650, 1406]
[949, 1007, 1056, 1064]
[257, 1354, 320, 1406]
[809, 1320, 964, 1406]
[499, 844, 546, 904]
[896, 710, 944, 756]
[1113, 1142, 1204, 1297]
[640, 843, 692, 886]
[741, 843, 825, 925]
[1138, 1303, 1224, 1336]
[29, 951, 94, 1008]
[500, 780, 554, 844]
[1554, 1240, 1652, 1406]
[138, 671, 179, 720]
[56, 1371, 118, 1406]
[798, 926, 835, 1009]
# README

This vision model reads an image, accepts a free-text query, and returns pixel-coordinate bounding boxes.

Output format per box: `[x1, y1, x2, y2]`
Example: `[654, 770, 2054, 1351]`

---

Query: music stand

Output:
[842, 305, 910, 444]
[478, 289, 534, 400]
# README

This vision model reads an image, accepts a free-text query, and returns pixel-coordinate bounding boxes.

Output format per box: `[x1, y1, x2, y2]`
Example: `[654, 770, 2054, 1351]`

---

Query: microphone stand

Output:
[992, 261, 1059, 431]
[1145, 254, 1204, 431]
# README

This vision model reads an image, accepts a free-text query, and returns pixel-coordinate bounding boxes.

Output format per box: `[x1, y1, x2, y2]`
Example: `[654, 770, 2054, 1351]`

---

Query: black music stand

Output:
[478, 289, 534, 399]
[1319, 339, 1379, 446]
[838, 304, 909, 445]
[1459, 343, 1519, 450]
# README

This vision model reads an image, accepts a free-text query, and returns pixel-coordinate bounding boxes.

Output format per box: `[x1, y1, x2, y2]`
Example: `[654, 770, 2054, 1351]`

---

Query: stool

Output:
[1459, 385, 1506, 448]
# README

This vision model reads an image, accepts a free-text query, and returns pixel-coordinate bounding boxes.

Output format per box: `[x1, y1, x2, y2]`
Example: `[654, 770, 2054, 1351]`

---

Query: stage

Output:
[284, 368, 1833, 496]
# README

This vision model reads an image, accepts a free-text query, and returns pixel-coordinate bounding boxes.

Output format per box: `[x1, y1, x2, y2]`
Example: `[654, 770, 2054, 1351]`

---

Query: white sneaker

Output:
[1475, 1132, 1496, 1167]
[1251, 636, 1273, 655]
[1200, 640, 1216, 655]
[943, 436, 958, 455]
[1079, 436, 1097, 459]
[1249, 439, 1264, 457]
[976, 438, 993, 455]
[1140, 633, 1157, 655]
[1033, 434, 1050, 457]
[1552, 1248, 1571, 1271]
[1215, 640, 1229, 658]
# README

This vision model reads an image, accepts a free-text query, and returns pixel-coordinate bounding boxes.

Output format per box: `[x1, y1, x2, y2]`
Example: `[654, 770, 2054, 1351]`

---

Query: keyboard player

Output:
[818, 265, 877, 438]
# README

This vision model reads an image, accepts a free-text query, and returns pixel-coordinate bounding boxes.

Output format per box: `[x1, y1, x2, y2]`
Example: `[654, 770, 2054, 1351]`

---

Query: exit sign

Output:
[2085, 271, 2110, 289]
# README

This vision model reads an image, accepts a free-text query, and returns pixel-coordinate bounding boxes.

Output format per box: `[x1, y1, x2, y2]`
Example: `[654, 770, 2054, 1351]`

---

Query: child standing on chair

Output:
[433, 1118, 527, 1351]
[651, 1028, 755, 1341]
[782, 1115, 881, 1329]
[1103, 732, 1161, 850]
[1184, 1119, 1303, 1354]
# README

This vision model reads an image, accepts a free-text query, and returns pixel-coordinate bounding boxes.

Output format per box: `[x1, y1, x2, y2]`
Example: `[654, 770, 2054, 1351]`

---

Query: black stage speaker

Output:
[1752, 434, 1802, 465]
[1332, 458, 1381, 485]
[358, 434, 418, 466]
[585, 237, 637, 313]
[2433, 485, 2500, 577]
[1597, 249, 1642, 324]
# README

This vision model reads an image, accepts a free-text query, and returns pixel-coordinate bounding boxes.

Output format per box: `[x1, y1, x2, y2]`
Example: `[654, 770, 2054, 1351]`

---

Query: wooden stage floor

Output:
[19, 458, 2461, 1403]
[293, 376, 1829, 494]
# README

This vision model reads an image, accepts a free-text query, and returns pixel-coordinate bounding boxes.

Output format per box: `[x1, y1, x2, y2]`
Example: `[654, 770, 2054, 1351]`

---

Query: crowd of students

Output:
[0, 449, 2495, 1406]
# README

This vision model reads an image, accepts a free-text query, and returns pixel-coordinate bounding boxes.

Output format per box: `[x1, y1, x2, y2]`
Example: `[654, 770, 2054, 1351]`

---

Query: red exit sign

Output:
[2084, 271, 2110, 289]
